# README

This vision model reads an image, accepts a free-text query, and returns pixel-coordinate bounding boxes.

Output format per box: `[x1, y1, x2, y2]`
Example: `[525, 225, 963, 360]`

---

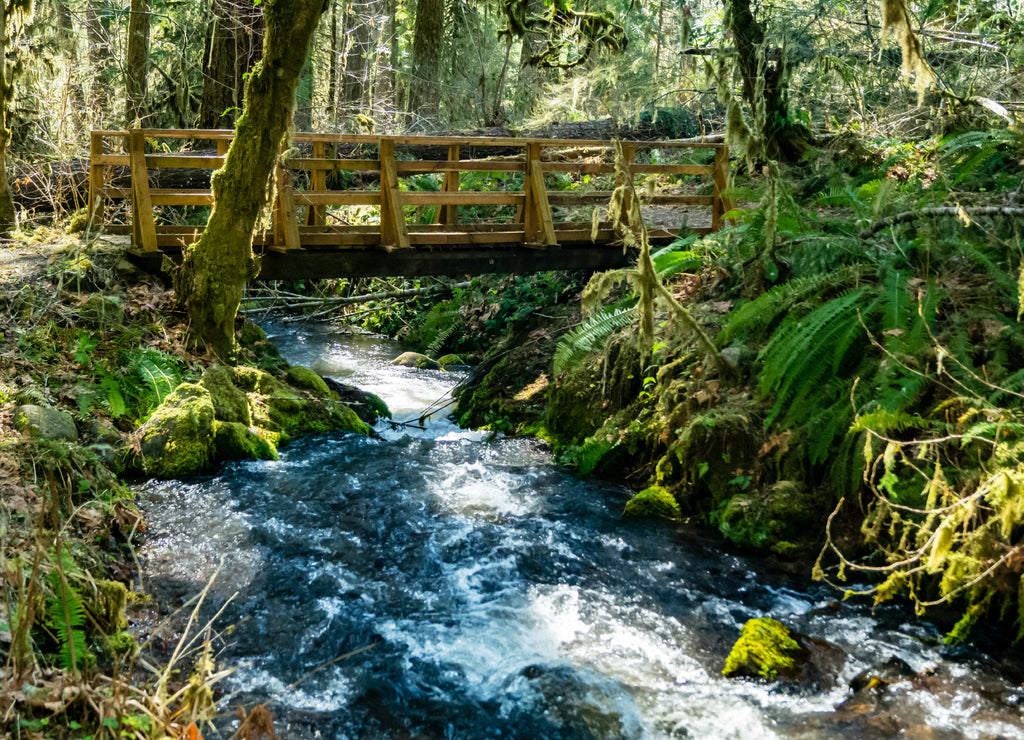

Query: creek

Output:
[139, 323, 1024, 739]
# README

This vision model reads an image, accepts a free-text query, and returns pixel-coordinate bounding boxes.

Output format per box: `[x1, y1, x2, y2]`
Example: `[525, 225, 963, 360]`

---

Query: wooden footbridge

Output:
[88, 129, 731, 280]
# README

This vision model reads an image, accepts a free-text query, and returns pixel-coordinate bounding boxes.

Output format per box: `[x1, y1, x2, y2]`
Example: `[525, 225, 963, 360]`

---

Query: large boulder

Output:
[201, 364, 251, 426]
[137, 383, 216, 478]
[14, 404, 78, 442]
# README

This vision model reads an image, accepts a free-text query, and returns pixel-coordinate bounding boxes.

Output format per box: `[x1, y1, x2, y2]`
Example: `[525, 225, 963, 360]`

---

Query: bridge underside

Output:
[122, 225, 682, 280]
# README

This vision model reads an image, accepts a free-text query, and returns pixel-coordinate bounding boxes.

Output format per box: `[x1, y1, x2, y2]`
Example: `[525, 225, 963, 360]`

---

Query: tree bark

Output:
[725, 0, 809, 161]
[177, 0, 327, 359]
[342, 2, 371, 107]
[0, 2, 21, 232]
[85, 0, 111, 125]
[198, 0, 264, 130]
[407, 0, 444, 116]
[125, 0, 152, 127]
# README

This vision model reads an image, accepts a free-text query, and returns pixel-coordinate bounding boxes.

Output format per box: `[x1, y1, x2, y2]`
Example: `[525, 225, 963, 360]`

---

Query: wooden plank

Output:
[95, 154, 131, 165]
[307, 141, 327, 227]
[89, 131, 105, 227]
[149, 191, 215, 206]
[402, 192, 523, 206]
[378, 139, 410, 250]
[273, 166, 302, 251]
[525, 141, 557, 246]
[136, 128, 234, 139]
[217, 139, 229, 157]
[144, 154, 225, 168]
[129, 129, 159, 253]
[436, 144, 460, 226]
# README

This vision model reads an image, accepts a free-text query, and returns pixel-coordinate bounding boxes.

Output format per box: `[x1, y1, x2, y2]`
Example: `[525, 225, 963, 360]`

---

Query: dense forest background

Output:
[5, 0, 1021, 157]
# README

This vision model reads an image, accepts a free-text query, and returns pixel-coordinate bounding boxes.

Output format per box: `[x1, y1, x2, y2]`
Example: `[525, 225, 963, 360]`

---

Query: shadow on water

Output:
[138, 323, 1024, 740]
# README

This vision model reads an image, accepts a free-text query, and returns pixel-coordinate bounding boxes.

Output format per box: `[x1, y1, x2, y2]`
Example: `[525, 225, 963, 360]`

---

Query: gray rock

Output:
[14, 404, 78, 442]
[388, 352, 441, 370]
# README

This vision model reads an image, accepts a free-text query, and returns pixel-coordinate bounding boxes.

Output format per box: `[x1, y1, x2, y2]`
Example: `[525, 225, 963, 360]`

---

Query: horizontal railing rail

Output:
[88, 129, 732, 259]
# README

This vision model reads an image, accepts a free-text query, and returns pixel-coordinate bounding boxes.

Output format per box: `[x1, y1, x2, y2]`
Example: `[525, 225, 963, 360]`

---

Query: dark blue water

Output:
[139, 324, 1024, 739]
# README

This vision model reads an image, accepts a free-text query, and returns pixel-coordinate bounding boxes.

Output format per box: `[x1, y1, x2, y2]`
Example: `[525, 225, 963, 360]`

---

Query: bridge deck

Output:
[88, 129, 731, 280]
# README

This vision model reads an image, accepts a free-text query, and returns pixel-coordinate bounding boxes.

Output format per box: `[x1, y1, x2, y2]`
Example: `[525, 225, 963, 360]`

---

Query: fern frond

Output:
[717, 265, 860, 346]
[760, 288, 872, 427]
[554, 306, 639, 375]
[427, 322, 461, 356]
[851, 408, 931, 435]
[46, 570, 89, 673]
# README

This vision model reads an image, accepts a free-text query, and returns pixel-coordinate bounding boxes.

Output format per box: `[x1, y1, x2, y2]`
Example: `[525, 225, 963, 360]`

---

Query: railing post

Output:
[306, 140, 327, 227]
[128, 129, 158, 252]
[523, 141, 557, 247]
[378, 138, 410, 250]
[273, 147, 301, 252]
[88, 131, 105, 229]
[712, 145, 732, 232]
[436, 144, 460, 227]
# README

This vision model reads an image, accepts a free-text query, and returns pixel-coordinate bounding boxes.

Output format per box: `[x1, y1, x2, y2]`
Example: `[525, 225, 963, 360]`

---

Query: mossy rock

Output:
[322, 377, 392, 423]
[138, 383, 216, 478]
[102, 630, 139, 659]
[437, 354, 464, 367]
[390, 352, 441, 370]
[213, 421, 279, 461]
[14, 404, 78, 442]
[544, 361, 605, 445]
[717, 481, 819, 551]
[201, 364, 252, 426]
[232, 366, 283, 394]
[723, 618, 808, 680]
[286, 364, 331, 395]
[622, 485, 682, 522]
[247, 373, 372, 439]
[239, 320, 268, 346]
[92, 579, 129, 632]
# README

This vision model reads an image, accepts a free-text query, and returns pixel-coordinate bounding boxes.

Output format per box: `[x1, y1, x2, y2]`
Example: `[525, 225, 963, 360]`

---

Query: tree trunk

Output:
[0, 2, 19, 232]
[54, 0, 85, 136]
[125, 0, 152, 127]
[85, 0, 110, 125]
[407, 0, 444, 116]
[177, 0, 327, 360]
[198, 0, 264, 130]
[514, 0, 546, 118]
[725, 0, 808, 161]
[295, 46, 315, 130]
[342, 1, 371, 107]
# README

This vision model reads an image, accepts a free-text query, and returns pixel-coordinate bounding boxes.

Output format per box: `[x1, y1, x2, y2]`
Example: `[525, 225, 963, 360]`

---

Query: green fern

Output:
[45, 568, 89, 673]
[717, 266, 860, 346]
[427, 322, 461, 357]
[760, 288, 872, 428]
[554, 305, 639, 375]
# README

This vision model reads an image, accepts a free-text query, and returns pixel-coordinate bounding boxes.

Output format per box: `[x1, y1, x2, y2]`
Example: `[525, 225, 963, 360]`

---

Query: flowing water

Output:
[139, 323, 1024, 739]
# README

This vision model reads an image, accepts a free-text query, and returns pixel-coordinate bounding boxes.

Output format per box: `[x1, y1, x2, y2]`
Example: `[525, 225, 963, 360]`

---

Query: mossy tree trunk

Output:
[725, 0, 809, 162]
[177, 0, 327, 359]
[0, 1, 30, 234]
[125, 0, 151, 127]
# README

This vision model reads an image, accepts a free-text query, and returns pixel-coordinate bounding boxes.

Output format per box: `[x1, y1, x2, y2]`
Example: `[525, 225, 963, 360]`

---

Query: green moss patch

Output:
[723, 618, 808, 680]
[201, 364, 252, 425]
[138, 383, 216, 478]
[623, 485, 682, 521]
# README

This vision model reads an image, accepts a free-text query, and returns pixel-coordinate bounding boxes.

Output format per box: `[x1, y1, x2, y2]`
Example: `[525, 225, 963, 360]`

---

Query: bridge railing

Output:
[88, 129, 731, 254]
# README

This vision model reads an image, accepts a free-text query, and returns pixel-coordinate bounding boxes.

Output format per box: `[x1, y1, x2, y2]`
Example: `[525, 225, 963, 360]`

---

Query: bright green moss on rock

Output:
[718, 481, 818, 551]
[622, 485, 682, 521]
[92, 579, 129, 631]
[438, 354, 464, 367]
[286, 365, 331, 395]
[201, 364, 252, 425]
[723, 618, 807, 680]
[390, 352, 441, 370]
[213, 420, 279, 461]
[138, 383, 216, 478]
